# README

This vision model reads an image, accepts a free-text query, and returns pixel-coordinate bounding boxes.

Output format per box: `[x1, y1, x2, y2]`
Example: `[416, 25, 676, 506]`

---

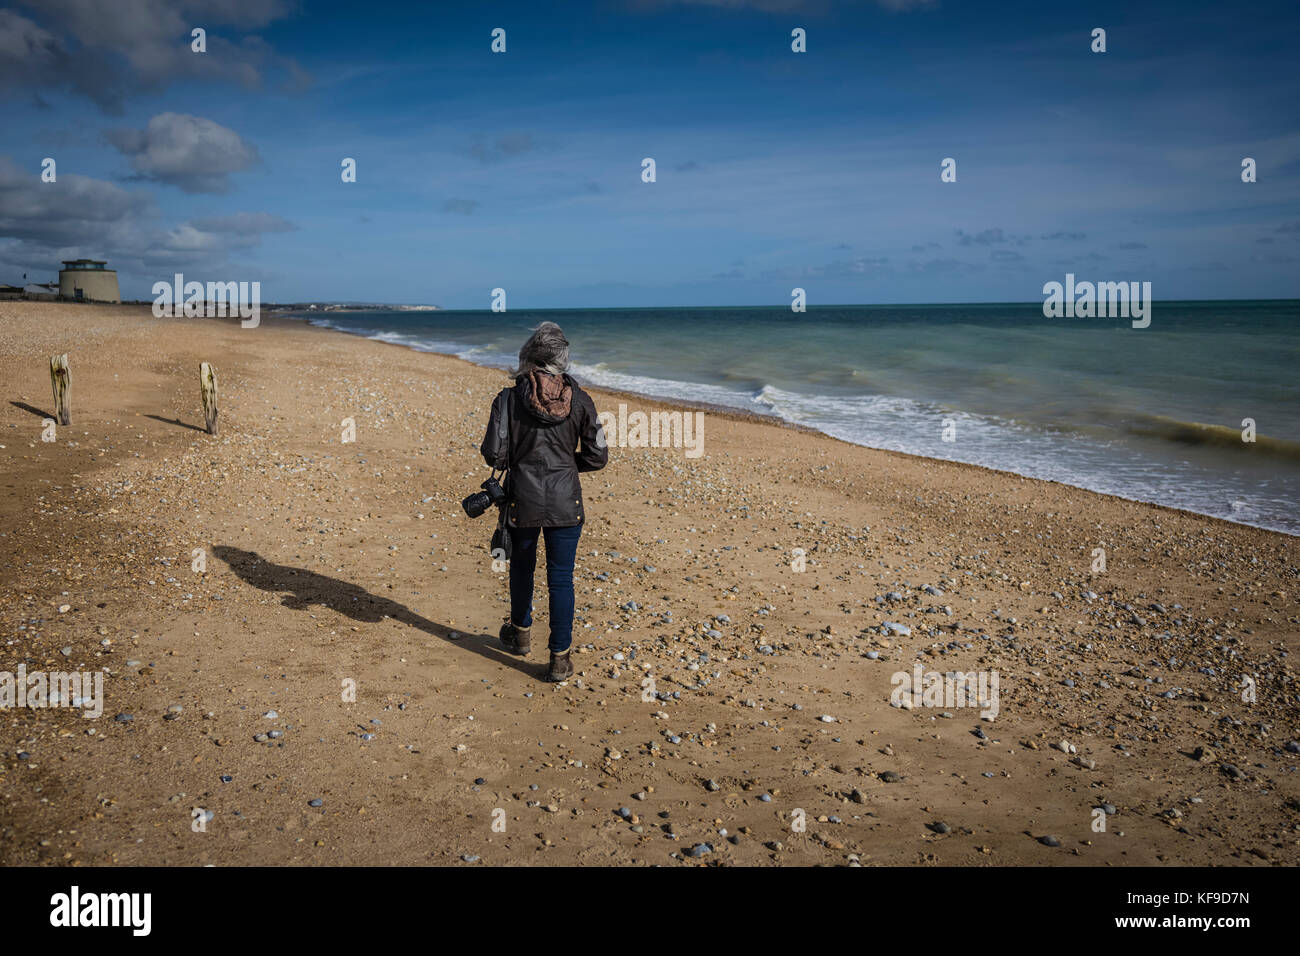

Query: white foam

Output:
[293, 314, 1299, 535]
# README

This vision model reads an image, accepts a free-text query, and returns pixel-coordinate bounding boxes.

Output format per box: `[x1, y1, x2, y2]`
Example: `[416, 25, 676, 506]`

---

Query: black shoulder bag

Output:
[489, 387, 512, 561]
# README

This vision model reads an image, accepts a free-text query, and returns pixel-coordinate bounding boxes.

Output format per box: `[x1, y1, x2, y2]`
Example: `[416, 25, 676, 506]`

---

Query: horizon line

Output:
[258, 296, 1300, 311]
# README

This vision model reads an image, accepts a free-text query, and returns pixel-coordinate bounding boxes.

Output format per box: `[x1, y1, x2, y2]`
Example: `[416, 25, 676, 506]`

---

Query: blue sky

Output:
[2, 0, 1298, 306]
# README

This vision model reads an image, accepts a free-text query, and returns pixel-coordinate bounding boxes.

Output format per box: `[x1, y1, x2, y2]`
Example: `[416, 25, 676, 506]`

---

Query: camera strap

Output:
[493, 387, 512, 473]
[490, 388, 513, 560]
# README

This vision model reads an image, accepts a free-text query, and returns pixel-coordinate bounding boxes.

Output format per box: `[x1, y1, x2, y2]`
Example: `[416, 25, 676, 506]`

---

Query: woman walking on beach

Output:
[480, 322, 607, 681]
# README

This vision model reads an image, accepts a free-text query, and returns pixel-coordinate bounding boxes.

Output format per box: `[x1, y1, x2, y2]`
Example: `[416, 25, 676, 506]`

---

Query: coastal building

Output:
[58, 259, 120, 303]
[23, 282, 58, 299]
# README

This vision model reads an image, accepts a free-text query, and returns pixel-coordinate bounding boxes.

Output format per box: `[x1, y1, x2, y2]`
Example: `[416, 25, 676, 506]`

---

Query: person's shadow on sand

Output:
[212, 545, 538, 677]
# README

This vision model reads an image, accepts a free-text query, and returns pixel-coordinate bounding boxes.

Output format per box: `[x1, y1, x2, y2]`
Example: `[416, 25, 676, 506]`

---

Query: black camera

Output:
[462, 475, 506, 518]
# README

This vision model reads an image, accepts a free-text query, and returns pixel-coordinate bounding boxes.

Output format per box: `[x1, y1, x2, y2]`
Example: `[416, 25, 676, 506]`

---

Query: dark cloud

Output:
[1040, 231, 1086, 241]
[32, 128, 84, 148]
[104, 113, 261, 194]
[496, 132, 534, 156]
[0, 154, 291, 282]
[441, 198, 480, 215]
[469, 132, 536, 164]
[189, 212, 295, 233]
[0, 2, 304, 115]
[762, 256, 889, 280]
[626, 0, 936, 11]
[819, 256, 890, 278]
[904, 258, 983, 275]
[955, 228, 1007, 246]
[0, 156, 147, 248]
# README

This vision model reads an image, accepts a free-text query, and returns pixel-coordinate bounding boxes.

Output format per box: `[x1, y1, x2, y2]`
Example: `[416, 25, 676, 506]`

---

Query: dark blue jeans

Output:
[508, 522, 582, 653]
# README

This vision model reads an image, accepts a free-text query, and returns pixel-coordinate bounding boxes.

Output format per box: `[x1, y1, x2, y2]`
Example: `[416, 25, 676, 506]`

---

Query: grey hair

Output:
[512, 321, 570, 377]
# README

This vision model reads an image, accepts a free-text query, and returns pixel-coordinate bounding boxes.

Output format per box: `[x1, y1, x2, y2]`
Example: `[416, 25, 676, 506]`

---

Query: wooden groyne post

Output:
[49, 354, 70, 425]
[200, 362, 218, 435]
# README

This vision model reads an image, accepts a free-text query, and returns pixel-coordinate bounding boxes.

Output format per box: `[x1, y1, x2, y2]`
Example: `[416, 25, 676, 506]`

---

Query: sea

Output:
[292, 301, 1300, 535]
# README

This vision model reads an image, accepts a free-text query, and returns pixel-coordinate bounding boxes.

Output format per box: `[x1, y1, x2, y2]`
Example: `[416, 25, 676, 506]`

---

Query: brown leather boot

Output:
[543, 648, 573, 682]
[499, 619, 531, 655]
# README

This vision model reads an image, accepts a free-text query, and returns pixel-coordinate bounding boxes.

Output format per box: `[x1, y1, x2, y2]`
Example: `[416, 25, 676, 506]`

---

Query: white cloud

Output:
[105, 113, 262, 194]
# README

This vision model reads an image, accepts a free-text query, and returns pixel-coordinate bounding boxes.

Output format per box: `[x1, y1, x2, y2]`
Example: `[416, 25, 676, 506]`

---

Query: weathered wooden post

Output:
[49, 354, 70, 426]
[200, 362, 218, 435]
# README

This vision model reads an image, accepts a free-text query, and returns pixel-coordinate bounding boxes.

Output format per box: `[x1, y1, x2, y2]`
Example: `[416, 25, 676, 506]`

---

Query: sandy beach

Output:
[1, 301, 1296, 867]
